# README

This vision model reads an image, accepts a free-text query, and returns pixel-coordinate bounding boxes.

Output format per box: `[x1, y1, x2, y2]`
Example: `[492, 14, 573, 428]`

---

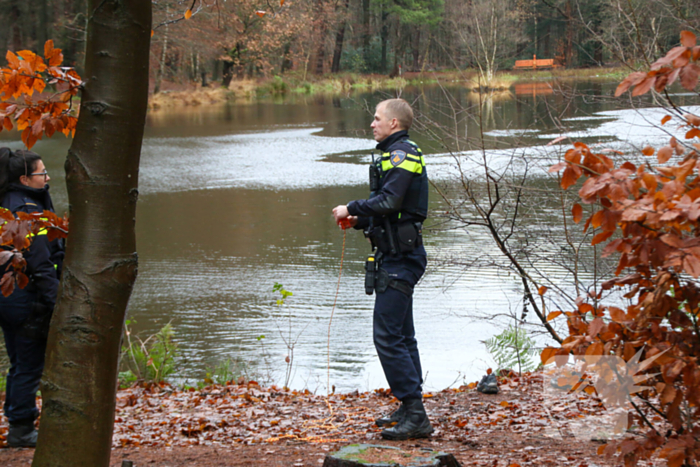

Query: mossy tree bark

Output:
[32, 1, 151, 466]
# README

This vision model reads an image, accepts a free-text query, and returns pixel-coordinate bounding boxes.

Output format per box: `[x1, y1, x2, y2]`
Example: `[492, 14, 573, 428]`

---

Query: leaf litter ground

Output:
[0, 372, 665, 466]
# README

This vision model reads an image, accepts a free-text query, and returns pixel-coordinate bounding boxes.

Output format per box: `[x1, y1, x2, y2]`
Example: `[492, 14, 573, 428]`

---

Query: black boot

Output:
[375, 403, 406, 427]
[381, 397, 433, 440]
[8, 419, 38, 448]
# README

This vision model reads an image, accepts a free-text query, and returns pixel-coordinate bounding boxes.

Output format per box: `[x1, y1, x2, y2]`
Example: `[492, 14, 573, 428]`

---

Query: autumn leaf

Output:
[642, 146, 655, 156]
[679, 63, 700, 91]
[256, 10, 266, 17]
[572, 203, 583, 223]
[632, 76, 655, 96]
[686, 128, 700, 139]
[680, 30, 697, 48]
[657, 146, 673, 163]
[591, 230, 613, 246]
[184, 8, 193, 19]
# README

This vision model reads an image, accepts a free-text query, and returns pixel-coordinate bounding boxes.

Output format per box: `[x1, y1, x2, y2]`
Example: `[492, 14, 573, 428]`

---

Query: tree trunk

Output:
[222, 60, 234, 87]
[154, 6, 169, 94]
[330, 0, 350, 73]
[412, 29, 421, 71]
[32, 1, 151, 466]
[380, 10, 389, 73]
[37, 0, 50, 52]
[361, 0, 370, 66]
[313, 0, 328, 75]
[565, 0, 574, 67]
[9, 0, 22, 52]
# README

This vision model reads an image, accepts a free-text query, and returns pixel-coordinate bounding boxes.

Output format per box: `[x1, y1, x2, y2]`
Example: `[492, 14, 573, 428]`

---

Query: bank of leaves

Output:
[547, 30, 700, 467]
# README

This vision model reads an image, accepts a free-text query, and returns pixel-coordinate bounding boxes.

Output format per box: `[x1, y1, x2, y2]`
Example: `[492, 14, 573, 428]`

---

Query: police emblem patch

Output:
[390, 150, 406, 167]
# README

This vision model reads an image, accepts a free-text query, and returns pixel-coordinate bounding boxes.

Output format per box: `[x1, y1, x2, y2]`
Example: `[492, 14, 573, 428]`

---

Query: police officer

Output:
[332, 98, 431, 440]
[0, 147, 64, 447]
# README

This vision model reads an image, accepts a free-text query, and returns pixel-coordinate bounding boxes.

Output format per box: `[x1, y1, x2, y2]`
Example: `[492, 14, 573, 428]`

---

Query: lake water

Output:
[2, 81, 698, 394]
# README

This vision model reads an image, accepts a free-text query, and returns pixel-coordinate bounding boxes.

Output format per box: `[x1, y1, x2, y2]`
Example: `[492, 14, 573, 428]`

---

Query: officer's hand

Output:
[332, 205, 349, 222]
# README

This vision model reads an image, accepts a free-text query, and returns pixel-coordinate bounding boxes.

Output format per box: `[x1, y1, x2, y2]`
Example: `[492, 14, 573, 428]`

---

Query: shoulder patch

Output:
[390, 150, 407, 167]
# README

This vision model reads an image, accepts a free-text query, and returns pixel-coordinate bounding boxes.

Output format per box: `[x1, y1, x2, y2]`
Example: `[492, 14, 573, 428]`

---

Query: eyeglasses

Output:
[29, 171, 49, 179]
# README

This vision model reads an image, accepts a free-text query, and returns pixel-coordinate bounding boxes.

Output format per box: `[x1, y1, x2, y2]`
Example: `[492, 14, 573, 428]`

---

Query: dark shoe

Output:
[8, 421, 38, 448]
[375, 403, 406, 427]
[476, 373, 499, 394]
[381, 397, 433, 440]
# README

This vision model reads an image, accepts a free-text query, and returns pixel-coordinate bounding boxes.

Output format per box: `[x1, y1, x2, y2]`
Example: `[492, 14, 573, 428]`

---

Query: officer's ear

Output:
[19, 174, 30, 186]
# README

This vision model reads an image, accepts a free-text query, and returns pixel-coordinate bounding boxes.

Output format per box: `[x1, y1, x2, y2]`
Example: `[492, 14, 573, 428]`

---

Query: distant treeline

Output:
[1, 0, 698, 88]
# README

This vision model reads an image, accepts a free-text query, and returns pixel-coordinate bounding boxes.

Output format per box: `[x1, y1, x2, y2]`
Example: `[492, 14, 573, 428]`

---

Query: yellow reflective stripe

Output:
[27, 228, 48, 238]
[381, 158, 423, 174]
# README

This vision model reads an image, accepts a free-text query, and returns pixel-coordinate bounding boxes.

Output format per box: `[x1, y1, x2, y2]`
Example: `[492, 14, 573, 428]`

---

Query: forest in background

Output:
[1, 0, 699, 92]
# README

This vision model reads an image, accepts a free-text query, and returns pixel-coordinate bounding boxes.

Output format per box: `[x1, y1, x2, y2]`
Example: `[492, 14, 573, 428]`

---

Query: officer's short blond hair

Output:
[378, 99, 413, 131]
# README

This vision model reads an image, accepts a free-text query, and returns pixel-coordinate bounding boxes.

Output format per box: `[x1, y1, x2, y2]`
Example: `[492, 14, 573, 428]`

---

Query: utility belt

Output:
[365, 220, 423, 257]
[364, 252, 414, 297]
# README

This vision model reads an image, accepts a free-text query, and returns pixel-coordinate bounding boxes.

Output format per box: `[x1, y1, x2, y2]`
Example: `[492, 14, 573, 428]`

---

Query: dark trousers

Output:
[0, 289, 46, 424]
[372, 247, 426, 401]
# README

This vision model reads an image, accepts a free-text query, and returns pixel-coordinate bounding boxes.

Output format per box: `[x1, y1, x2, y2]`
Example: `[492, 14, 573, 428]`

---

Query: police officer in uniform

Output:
[332, 98, 431, 440]
[0, 148, 64, 447]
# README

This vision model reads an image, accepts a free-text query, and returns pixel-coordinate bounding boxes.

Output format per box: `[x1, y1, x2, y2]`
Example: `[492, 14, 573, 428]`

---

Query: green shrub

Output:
[484, 324, 539, 375]
[119, 321, 179, 386]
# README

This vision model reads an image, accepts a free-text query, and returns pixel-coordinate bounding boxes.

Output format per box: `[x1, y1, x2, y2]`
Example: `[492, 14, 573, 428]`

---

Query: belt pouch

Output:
[375, 268, 390, 293]
[396, 223, 419, 253]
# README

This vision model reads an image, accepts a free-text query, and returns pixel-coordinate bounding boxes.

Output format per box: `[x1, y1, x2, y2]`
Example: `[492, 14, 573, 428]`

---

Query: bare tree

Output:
[448, 0, 526, 86]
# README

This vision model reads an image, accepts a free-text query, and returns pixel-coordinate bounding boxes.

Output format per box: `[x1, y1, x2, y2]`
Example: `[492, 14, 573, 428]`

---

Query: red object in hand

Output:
[338, 218, 352, 230]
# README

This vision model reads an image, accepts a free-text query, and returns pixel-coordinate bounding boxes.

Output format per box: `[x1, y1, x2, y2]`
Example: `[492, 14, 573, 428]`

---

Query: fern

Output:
[483, 325, 539, 375]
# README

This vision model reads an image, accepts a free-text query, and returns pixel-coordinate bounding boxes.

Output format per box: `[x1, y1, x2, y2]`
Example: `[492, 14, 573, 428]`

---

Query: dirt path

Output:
[1, 374, 621, 466]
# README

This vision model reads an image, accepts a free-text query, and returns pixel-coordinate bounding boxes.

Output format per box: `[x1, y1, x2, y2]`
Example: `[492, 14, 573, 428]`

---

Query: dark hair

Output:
[0, 147, 42, 199]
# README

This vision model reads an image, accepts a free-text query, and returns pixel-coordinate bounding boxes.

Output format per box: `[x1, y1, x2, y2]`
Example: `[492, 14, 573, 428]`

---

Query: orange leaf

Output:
[572, 203, 583, 223]
[682, 253, 700, 278]
[546, 311, 562, 321]
[608, 307, 627, 322]
[642, 146, 655, 156]
[680, 64, 700, 91]
[585, 342, 604, 356]
[680, 30, 697, 48]
[632, 77, 655, 96]
[686, 128, 700, 139]
[561, 167, 579, 189]
[657, 146, 673, 164]
[661, 115, 672, 125]
[184, 8, 193, 19]
[280, 0, 285, 5]
[540, 347, 559, 365]
[591, 230, 613, 246]
[588, 317, 604, 337]
[538, 285, 548, 296]
[256, 10, 266, 17]
[151, 29, 154, 37]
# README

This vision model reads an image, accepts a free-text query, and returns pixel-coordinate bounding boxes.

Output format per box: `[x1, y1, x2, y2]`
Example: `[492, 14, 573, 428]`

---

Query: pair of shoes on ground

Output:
[375, 397, 433, 440]
[476, 373, 499, 394]
[8, 420, 38, 448]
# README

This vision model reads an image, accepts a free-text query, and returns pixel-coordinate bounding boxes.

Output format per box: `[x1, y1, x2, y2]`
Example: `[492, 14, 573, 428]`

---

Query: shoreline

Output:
[148, 67, 629, 110]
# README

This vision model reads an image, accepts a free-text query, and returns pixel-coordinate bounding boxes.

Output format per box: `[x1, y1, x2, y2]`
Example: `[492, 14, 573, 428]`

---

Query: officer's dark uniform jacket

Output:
[1, 183, 64, 311]
[0, 182, 64, 425]
[347, 129, 428, 244]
